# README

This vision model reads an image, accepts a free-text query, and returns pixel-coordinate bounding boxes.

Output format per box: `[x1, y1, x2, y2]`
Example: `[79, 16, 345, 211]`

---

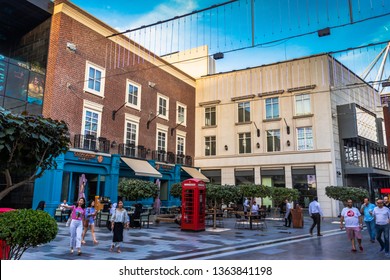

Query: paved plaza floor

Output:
[20, 214, 389, 260]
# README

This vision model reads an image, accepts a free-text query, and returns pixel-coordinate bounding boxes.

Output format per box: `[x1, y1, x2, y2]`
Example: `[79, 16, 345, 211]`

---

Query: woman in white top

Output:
[110, 201, 129, 253]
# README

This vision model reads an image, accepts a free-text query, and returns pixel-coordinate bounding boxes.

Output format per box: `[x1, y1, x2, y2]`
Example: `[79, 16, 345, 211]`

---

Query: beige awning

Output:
[121, 158, 162, 178]
[181, 166, 210, 182]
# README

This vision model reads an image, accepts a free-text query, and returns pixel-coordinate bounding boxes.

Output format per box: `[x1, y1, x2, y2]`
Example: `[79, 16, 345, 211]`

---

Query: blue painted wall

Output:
[33, 151, 189, 216]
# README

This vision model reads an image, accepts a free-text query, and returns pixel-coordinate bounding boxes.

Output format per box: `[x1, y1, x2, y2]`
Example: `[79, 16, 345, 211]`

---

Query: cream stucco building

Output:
[194, 54, 389, 217]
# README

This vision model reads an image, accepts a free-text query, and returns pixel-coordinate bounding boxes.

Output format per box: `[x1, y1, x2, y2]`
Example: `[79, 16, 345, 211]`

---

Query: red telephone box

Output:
[181, 178, 206, 232]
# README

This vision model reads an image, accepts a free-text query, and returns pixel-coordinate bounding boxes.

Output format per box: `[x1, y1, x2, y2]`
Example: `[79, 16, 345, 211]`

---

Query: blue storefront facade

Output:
[33, 149, 206, 216]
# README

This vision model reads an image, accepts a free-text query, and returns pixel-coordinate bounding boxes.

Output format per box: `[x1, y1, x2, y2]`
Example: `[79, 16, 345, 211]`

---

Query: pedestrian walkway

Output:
[20, 214, 388, 260]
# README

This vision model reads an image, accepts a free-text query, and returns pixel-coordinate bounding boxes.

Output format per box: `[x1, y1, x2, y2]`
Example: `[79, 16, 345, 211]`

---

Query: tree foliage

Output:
[170, 182, 182, 199]
[0, 109, 70, 200]
[269, 187, 300, 207]
[239, 184, 272, 199]
[207, 184, 241, 205]
[118, 178, 158, 201]
[0, 209, 58, 260]
[206, 184, 241, 228]
[325, 186, 368, 203]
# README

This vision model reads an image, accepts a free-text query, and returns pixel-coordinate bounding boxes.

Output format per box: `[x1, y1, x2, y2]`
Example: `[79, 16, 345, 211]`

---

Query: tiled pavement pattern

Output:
[21, 215, 389, 260]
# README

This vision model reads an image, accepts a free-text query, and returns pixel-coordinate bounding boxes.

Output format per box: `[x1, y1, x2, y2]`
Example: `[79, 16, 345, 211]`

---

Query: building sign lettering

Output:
[74, 152, 96, 161]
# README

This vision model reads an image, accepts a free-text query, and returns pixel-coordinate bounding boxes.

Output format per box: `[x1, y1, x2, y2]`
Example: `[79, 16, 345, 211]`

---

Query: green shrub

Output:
[0, 209, 58, 260]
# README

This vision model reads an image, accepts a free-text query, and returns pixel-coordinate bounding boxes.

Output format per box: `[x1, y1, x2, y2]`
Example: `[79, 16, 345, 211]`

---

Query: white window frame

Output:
[265, 97, 279, 119]
[205, 106, 216, 126]
[297, 127, 313, 151]
[295, 93, 311, 116]
[205, 136, 216, 156]
[156, 123, 169, 152]
[176, 130, 186, 155]
[81, 100, 103, 137]
[176, 102, 187, 126]
[238, 132, 251, 154]
[126, 79, 141, 110]
[157, 93, 169, 120]
[84, 61, 105, 97]
[124, 114, 140, 146]
[266, 129, 281, 152]
[238, 101, 251, 123]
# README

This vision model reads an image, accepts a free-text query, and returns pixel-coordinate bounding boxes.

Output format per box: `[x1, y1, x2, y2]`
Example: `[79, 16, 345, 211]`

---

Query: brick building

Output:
[1, 0, 209, 214]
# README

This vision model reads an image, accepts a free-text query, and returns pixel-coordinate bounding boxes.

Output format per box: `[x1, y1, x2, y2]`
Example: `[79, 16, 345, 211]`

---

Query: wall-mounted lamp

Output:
[213, 52, 224, 60]
[256, 142, 260, 149]
[284, 118, 290, 135]
[66, 42, 77, 52]
[286, 140, 291, 146]
[318, 27, 331, 37]
[253, 122, 260, 137]
[112, 102, 127, 120]
[224, 145, 228, 151]
[382, 81, 390, 88]
[110, 141, 117, 149]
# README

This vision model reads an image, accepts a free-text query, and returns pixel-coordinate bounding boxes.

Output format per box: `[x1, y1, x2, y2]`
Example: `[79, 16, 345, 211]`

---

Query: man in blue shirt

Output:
[360, 197, 376, 243]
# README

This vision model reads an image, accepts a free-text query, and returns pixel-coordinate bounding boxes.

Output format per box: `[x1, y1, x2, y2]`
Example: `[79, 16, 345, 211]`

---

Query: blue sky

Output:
[71, 0, 390, 79]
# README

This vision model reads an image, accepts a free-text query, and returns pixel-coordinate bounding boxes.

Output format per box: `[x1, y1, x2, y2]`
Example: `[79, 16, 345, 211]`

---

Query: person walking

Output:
[360, 197, 376, 243]
[153, 196, 161, 215]
[284, 199, 292, 227]
[110, 200, 129, 253]
[308, 197, 323, 236]
[371, 198, 390, 257]
[62, 197, 86, 256]
[340, 199, 364, 252]
[81, 200, 98, 245]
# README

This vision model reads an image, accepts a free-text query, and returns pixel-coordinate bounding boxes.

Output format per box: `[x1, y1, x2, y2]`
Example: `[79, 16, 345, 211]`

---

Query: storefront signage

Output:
[156, 163, 174, 171]
[74, 152, 96, 161]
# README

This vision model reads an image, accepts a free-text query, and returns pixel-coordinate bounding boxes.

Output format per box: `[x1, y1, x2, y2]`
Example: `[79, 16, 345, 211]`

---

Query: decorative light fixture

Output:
[382, 81, 390, 88]
[318, 27, 330, 37]
[284, 118, 290, 135]
[256, 143, 260, 149]
[286, 140, 291, 146]
[112, 102, 127, 120]
[253, 122, 260, 137]
[213, 52, 224, 60]
[224, 145, 228, 151]
[66, 42, 77, 52]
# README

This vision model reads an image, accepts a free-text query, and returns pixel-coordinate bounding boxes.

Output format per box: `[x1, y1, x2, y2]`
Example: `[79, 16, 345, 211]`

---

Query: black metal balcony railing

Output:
[72, 138, 193, 166]
[118, 143, 148, 159]
[73, 134, 111, 153]
[118, 143, 192, 166]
